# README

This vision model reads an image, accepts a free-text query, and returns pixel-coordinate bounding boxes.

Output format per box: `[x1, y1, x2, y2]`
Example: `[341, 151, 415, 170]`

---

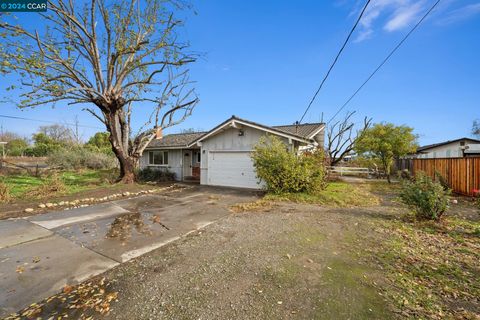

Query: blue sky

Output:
[0, 0, 479, 146]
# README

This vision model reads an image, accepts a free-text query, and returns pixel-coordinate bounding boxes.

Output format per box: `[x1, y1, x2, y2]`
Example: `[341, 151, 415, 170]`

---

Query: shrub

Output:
[400, 172, 451, 221]
[398, 169, 412, 181]
[6, 139, 28, 156]
[47, 147, 117, 170]
[137, 167, 175, 182]
[0, 182, 11, 203]
[251, 136, 326, 194]
[24, 143, 62, 157]
[26, 173, 66, 198]
[434, 170, 450, 191]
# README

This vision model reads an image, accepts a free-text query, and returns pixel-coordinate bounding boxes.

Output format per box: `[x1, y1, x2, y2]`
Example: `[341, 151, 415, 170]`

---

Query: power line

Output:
[299, 0, 372, 124]
[0, 114, 104, 130]
[327, 0, 441, 124]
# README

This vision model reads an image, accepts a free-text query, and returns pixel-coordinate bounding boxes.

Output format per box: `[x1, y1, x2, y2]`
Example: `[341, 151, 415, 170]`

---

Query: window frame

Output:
[149, 150, 169, 166]
[196, 151, 201, 163]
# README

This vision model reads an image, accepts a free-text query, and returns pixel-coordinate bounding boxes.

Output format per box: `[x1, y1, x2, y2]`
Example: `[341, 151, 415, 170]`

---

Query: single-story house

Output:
[414, 137, 480, 158]
[140, 115, 325, 189]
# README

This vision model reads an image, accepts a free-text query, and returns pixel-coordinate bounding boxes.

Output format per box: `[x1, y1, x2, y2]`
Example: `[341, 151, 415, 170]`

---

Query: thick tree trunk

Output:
[104, 106, 139, 184]
[117, 155, 138, 184]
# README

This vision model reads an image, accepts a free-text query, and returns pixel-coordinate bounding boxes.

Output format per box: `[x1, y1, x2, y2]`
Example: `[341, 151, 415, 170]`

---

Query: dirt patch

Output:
[229, 199, 274, 213]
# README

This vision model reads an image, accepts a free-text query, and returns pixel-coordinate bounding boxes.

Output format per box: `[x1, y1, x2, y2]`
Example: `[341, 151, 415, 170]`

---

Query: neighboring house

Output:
[415, 137, 480, 158]
[140, 115, 325, 189]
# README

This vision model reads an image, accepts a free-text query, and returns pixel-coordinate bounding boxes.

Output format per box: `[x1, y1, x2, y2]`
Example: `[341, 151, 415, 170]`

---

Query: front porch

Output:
[141, 147, 201, 182]
[181, 148, 201, 182]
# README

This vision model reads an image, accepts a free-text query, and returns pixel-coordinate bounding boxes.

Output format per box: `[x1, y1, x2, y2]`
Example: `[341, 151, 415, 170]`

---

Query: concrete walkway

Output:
[0, 186, 256, 317]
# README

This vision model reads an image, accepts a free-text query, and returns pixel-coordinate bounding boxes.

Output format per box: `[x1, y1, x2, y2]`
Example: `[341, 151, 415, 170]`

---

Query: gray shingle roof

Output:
[146, 132, 206, 149]
[273, 123, 323, 138]
[146, 116, 325, 149]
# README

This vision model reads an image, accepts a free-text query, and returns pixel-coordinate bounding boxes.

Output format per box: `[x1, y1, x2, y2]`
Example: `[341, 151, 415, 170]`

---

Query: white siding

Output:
[418, 141, 480, 158]
[139, 149, 183, 181]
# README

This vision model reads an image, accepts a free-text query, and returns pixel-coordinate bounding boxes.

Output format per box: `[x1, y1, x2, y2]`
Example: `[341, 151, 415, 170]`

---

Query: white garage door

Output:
[207, 151, 262, 189]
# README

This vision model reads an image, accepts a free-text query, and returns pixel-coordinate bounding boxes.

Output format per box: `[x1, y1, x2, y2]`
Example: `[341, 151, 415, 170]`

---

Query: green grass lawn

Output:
[0, 169, 116, 198]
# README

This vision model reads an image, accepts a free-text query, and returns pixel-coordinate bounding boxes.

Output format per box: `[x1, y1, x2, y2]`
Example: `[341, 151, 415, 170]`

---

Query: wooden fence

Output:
[396, 158, 480, 196]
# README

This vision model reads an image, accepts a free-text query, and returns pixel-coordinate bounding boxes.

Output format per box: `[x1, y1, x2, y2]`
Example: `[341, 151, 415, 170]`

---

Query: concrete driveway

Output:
[0, 185, 258, 317]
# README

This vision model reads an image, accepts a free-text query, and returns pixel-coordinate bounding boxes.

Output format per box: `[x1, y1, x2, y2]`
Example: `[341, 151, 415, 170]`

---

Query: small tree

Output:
[355, 123, 417, 183]
[6, 138, 28, 156]
[25, 132, 64, 156]
[252, 136, 326, 194]
[38, 124, 75, 145]
[86, 132, 113, 154]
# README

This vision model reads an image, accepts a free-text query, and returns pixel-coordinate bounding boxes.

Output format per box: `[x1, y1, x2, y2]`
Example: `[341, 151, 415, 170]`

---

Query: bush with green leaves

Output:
[47, 147, 117, 170]
[6, 139, 28, 156]
[434, 170, 450, 191]
[400, 172, 451, 221]
[136, 167, 175, 182]
[251, 136, 326, 194]
[85, 132, 114, 155]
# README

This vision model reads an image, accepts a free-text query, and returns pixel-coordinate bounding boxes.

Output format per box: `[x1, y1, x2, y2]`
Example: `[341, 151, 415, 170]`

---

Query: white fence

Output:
[327, 166, 384, 178]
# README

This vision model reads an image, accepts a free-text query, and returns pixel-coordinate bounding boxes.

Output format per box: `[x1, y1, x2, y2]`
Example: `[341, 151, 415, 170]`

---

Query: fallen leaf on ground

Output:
[63, 285, 74, 294]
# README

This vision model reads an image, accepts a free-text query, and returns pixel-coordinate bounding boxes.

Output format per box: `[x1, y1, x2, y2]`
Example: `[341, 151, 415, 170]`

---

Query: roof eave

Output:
[145, 145, 196, 150]
[306, 124, 326, 139]
[187, 117, 313, 147]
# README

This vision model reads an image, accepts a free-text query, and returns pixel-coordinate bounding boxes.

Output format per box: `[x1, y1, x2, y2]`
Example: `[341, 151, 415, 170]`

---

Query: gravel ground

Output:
[5, 182, 478, 320]
[100, 202, 393, 320]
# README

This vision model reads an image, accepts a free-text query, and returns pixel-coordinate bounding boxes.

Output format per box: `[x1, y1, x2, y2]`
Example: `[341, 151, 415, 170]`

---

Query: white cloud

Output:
[384, 2, 425, 31]
[345, 0, 480, 42]
[438, 2, 480, 24]
[353, 0, 427, 42]
[354, 29, 374, 42]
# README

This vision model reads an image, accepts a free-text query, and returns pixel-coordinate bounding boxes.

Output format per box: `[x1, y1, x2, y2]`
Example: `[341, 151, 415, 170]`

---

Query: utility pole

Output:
[74, 115, 80, 144]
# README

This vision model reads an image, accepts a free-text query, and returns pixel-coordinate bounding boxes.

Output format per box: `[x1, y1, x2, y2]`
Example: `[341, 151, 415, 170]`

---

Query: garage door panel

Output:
[207, 151, 262, 189]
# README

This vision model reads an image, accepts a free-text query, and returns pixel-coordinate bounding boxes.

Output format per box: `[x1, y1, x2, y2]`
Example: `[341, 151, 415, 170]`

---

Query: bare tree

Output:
[326, 111, 371, 166]
[39, 124, 75, 144]
[0, 130, 23, 142]
[0, 0, 198, 183]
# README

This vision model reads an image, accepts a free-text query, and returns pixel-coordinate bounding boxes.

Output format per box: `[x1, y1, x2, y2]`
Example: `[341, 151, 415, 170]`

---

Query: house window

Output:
[149, 151, 168, 165]
[196, 151, 201, 163]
